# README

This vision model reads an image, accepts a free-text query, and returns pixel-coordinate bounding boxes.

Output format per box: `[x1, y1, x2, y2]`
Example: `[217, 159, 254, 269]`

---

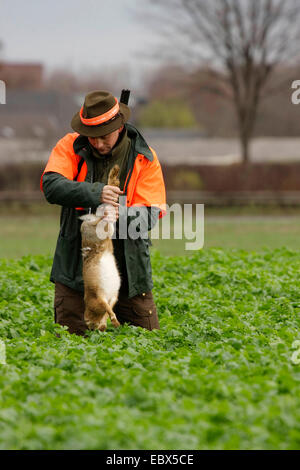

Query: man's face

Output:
[88, 126, 124, 155]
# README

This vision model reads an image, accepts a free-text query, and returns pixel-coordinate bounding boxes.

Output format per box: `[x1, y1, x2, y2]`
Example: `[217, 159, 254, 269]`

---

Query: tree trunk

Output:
[239, 130, 251, 190]
[239, 110, 255, 165]
[240, 133, 250, 164]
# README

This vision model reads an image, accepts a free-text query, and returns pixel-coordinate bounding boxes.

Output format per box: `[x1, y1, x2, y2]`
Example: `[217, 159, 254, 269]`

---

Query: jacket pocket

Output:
[131, 292, 157, 317]
[131, 292, 159, 330]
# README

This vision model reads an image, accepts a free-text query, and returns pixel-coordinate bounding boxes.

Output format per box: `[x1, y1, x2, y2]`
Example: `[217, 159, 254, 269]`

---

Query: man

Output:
[40, 90, 166, 336]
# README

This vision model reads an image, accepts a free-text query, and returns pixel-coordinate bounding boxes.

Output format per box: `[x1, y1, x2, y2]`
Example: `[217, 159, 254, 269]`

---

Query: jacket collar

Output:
[73, 134, 89, 158]
[73, 123, 154, 162]
[89, 128, 130, 163]
[125, 123, 154, 162]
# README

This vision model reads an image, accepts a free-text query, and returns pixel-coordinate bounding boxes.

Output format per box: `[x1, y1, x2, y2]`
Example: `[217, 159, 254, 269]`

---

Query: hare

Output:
[79, 165, 121, 332]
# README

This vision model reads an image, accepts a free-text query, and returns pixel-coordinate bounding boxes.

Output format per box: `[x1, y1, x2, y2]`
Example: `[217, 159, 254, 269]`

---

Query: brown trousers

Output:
[54, 281, 160, 336]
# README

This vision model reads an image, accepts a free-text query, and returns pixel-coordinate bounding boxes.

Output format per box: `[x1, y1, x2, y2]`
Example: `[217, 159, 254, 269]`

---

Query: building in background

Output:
[0, 61, 79, 140]
[0, 62, 43, 90]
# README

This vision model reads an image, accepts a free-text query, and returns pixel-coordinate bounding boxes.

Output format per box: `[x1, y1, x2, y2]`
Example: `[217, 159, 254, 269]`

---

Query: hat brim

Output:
[70, 103, 130, 137]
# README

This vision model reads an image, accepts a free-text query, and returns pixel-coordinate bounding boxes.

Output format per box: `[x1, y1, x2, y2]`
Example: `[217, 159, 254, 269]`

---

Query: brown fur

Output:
[80, 165, 121, 332]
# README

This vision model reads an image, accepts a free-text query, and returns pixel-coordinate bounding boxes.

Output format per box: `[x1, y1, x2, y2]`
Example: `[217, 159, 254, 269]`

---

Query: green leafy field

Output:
[1, 248, 300, 450]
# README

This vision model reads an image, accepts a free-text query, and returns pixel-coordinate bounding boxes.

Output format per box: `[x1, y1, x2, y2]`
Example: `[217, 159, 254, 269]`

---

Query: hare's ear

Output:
[79, 214, 89, 221]
[78, 214, 100, 223]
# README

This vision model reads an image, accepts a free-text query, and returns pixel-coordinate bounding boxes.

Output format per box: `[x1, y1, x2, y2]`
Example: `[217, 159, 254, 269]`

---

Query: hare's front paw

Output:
[84, 311, 100, 330]
[85, 318, 98, 330]
[111, 317, 120, 328]
[97, 313, 109, 332]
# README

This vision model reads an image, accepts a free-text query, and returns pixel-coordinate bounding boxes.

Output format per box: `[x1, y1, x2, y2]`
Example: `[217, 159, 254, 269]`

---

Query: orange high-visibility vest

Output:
[40, 132, 166, 216]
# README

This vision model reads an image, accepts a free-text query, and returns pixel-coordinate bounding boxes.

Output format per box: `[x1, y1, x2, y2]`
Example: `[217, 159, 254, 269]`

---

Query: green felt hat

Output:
[71, 90, 130, 137]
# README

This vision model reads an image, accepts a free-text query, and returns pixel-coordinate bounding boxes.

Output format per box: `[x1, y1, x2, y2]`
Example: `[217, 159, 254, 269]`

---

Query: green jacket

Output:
[42, 124, 164, 298]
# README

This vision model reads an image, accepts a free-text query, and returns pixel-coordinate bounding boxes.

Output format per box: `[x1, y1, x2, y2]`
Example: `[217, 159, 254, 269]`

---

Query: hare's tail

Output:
[108, 164, 120, 187]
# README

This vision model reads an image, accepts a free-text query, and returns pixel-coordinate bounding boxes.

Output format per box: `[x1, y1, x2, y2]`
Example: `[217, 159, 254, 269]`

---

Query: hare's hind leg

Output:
[108, 296, 120, 328]
[97, 308, 119, 331]
[108, 165, 120, 187]
[94, 296, 120, 330]
[104, 299, 120, 328]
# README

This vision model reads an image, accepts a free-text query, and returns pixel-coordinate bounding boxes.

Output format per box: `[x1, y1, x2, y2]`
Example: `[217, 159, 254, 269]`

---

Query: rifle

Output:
[120, 89, 130, 105]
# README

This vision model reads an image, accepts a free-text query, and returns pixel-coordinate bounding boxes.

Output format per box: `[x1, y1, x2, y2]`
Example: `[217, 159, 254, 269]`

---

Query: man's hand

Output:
[103, 204, 119, 222]
[101, 185, 123, 207]
[96, 203, 119, 222]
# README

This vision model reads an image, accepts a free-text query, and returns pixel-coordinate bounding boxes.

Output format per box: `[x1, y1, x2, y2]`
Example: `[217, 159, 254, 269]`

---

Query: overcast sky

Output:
[0, 0, 161, 89]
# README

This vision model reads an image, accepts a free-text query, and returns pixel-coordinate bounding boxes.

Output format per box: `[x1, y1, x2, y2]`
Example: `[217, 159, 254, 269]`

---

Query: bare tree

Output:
[142, 0, 300, 163]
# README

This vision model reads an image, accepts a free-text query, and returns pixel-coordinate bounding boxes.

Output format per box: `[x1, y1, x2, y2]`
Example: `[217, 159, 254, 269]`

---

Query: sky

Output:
[0, 0, 161, 90]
